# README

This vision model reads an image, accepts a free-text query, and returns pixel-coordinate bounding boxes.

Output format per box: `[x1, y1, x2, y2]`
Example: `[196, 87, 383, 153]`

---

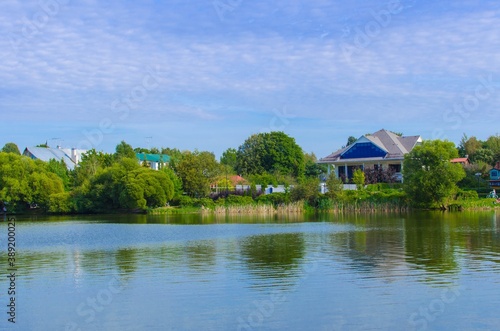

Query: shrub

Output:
[455, 189, 479, 200]
[255, 192, 290, 206]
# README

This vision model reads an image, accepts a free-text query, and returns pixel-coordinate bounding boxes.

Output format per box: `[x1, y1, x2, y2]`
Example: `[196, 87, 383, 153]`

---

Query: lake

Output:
[1, 211, 500, 331]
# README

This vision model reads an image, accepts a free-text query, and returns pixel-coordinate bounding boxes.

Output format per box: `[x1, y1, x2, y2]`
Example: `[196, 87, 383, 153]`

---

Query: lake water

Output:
[1, 211, 500, 331]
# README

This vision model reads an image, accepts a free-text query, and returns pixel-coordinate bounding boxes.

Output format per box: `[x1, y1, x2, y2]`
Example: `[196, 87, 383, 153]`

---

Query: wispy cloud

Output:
[1, 1, 499, 156]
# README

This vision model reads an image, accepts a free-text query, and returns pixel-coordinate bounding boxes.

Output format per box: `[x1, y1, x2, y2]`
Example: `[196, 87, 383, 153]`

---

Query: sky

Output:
[1, 0, 499, 159]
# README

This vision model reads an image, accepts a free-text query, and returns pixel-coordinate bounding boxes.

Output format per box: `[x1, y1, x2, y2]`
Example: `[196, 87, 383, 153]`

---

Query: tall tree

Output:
[484, 134, 500, 165]
[115, 141, 136, 160]
[176, 150, 221, 197]
[403, 140, 465, 209]
[1, 142, 20, 155]
[304, 152, 327, 178]
[220, 148, 238, 171]
[0, 153, 65, 211]
[236, 132, 305, 178]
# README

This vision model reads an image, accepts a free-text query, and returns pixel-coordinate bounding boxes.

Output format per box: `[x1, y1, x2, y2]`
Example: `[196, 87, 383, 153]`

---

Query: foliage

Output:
[176, 150, 221, 197]
[325, 172, 343, 199]
[352, 169, 365, 190]
[246, 172, 295, 188]
[160, 147, 183, 171]
[484, 134, 500, 165]
[363, 167, 396, 184]
[304, 152, 327, 178]
[71, 149, 113, 187]
[220, 194, 255, 206]
[455, 189, 479, 200]
[76, 159, 174, 212]
[115, 141, 136, 160]
[457, 163, 491, 190]
[1, 142, 20, 155]
[0, 153, 65, 212]
[290, 177, 320, 206]
[403, 140, 466, 208]
[236, 131, 305, 177]
[36, 141, 49, 148]
[458, 133, 500, 166]
[48, 192, 75, 213]
[160, 166, 183, 198]
[47, 158, 71, 190]
[220, 148, 238, 171]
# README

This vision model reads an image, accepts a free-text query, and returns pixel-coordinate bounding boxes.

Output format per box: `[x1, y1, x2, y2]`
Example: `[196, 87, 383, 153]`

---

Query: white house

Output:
[136, 153, 170, 170]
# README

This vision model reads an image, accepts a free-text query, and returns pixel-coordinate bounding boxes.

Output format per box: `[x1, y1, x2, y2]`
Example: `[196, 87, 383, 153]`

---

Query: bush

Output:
[193, 198, 215, 209]
[224, 195, 254, 205]
[48, 192, 75, 213]
[171, 195, 195, 207]
[255, 192, 290, 206]
[455, 189, 479, 200]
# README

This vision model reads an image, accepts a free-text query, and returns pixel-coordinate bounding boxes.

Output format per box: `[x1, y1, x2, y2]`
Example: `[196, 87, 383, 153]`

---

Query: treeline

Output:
[456, 134, 500, 190]
[1, 131, 499, 214]
[0, 132, 329, 213]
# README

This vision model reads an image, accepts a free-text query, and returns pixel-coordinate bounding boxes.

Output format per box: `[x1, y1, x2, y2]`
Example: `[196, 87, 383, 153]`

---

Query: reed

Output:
[205, 202, 304, 215]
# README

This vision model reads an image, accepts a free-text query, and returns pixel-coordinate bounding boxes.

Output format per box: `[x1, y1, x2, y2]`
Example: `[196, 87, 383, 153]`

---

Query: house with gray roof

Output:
[319, 129, 422, 182]
[23, 147, 87, 170]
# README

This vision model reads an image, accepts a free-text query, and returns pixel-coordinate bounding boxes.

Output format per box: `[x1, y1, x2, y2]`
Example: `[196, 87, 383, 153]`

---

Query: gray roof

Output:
[319, 129, 422, 163]
[23, 147, 77, 170]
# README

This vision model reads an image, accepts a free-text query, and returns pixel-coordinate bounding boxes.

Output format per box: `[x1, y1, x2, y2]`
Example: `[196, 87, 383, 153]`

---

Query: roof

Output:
[319, 129, 422, 163]
[136, 153, 170, 163]
[229, 175, 249, 185]
[450, 157, 470, 164]
[23, 147, 77, 170]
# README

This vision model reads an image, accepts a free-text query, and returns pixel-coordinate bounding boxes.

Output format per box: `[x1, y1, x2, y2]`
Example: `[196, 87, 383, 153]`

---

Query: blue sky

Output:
[1, 0, 499, 159]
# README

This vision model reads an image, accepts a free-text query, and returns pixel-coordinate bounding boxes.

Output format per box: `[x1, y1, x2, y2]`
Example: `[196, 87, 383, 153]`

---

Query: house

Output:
[318, 129, 422, 182]
[489, 162, 500, 189]
[451, 156, 470, 166]
[136, 153, 170, 170]
[23, 146, 87, 170]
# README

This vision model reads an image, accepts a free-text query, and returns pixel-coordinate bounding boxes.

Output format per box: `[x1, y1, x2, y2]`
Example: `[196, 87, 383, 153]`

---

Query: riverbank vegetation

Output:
[0, 131, 499, 214]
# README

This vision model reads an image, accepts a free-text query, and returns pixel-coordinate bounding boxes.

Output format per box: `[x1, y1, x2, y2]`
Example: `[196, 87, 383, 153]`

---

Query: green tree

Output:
[290, 177, 320, 206]
[0, 153, 65, 211]
[304, 152, 327, 178]
[220, 148, 238, 171]
[176, 150, 221, 197]
[47, 159, 71, 190]
[403, 140, 466, 208]
[161, 147, 183, 171]
[352, 168, 365, 190]
[160, 166, 183, 199]
[236, 132, 305, 178]
[80, 159, 174, 212]
[484, 134, 500, 165]
[115, 141, 136, 160]
[473, 148, 494, 165]
[71, 149, 113, 187]
[1, 142, 20, 155]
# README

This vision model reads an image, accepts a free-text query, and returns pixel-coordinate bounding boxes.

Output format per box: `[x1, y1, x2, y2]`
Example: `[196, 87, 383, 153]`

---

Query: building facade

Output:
[318, 129, 422, 182]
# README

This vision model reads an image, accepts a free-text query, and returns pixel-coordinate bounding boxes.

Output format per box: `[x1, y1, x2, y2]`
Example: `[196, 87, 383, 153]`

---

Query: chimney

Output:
[71, 148, 78, 164]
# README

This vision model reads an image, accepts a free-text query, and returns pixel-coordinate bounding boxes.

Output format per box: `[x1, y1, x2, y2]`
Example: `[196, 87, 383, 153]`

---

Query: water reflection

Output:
[239, 233, 305, 284]
[3, 211, 500, 330]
